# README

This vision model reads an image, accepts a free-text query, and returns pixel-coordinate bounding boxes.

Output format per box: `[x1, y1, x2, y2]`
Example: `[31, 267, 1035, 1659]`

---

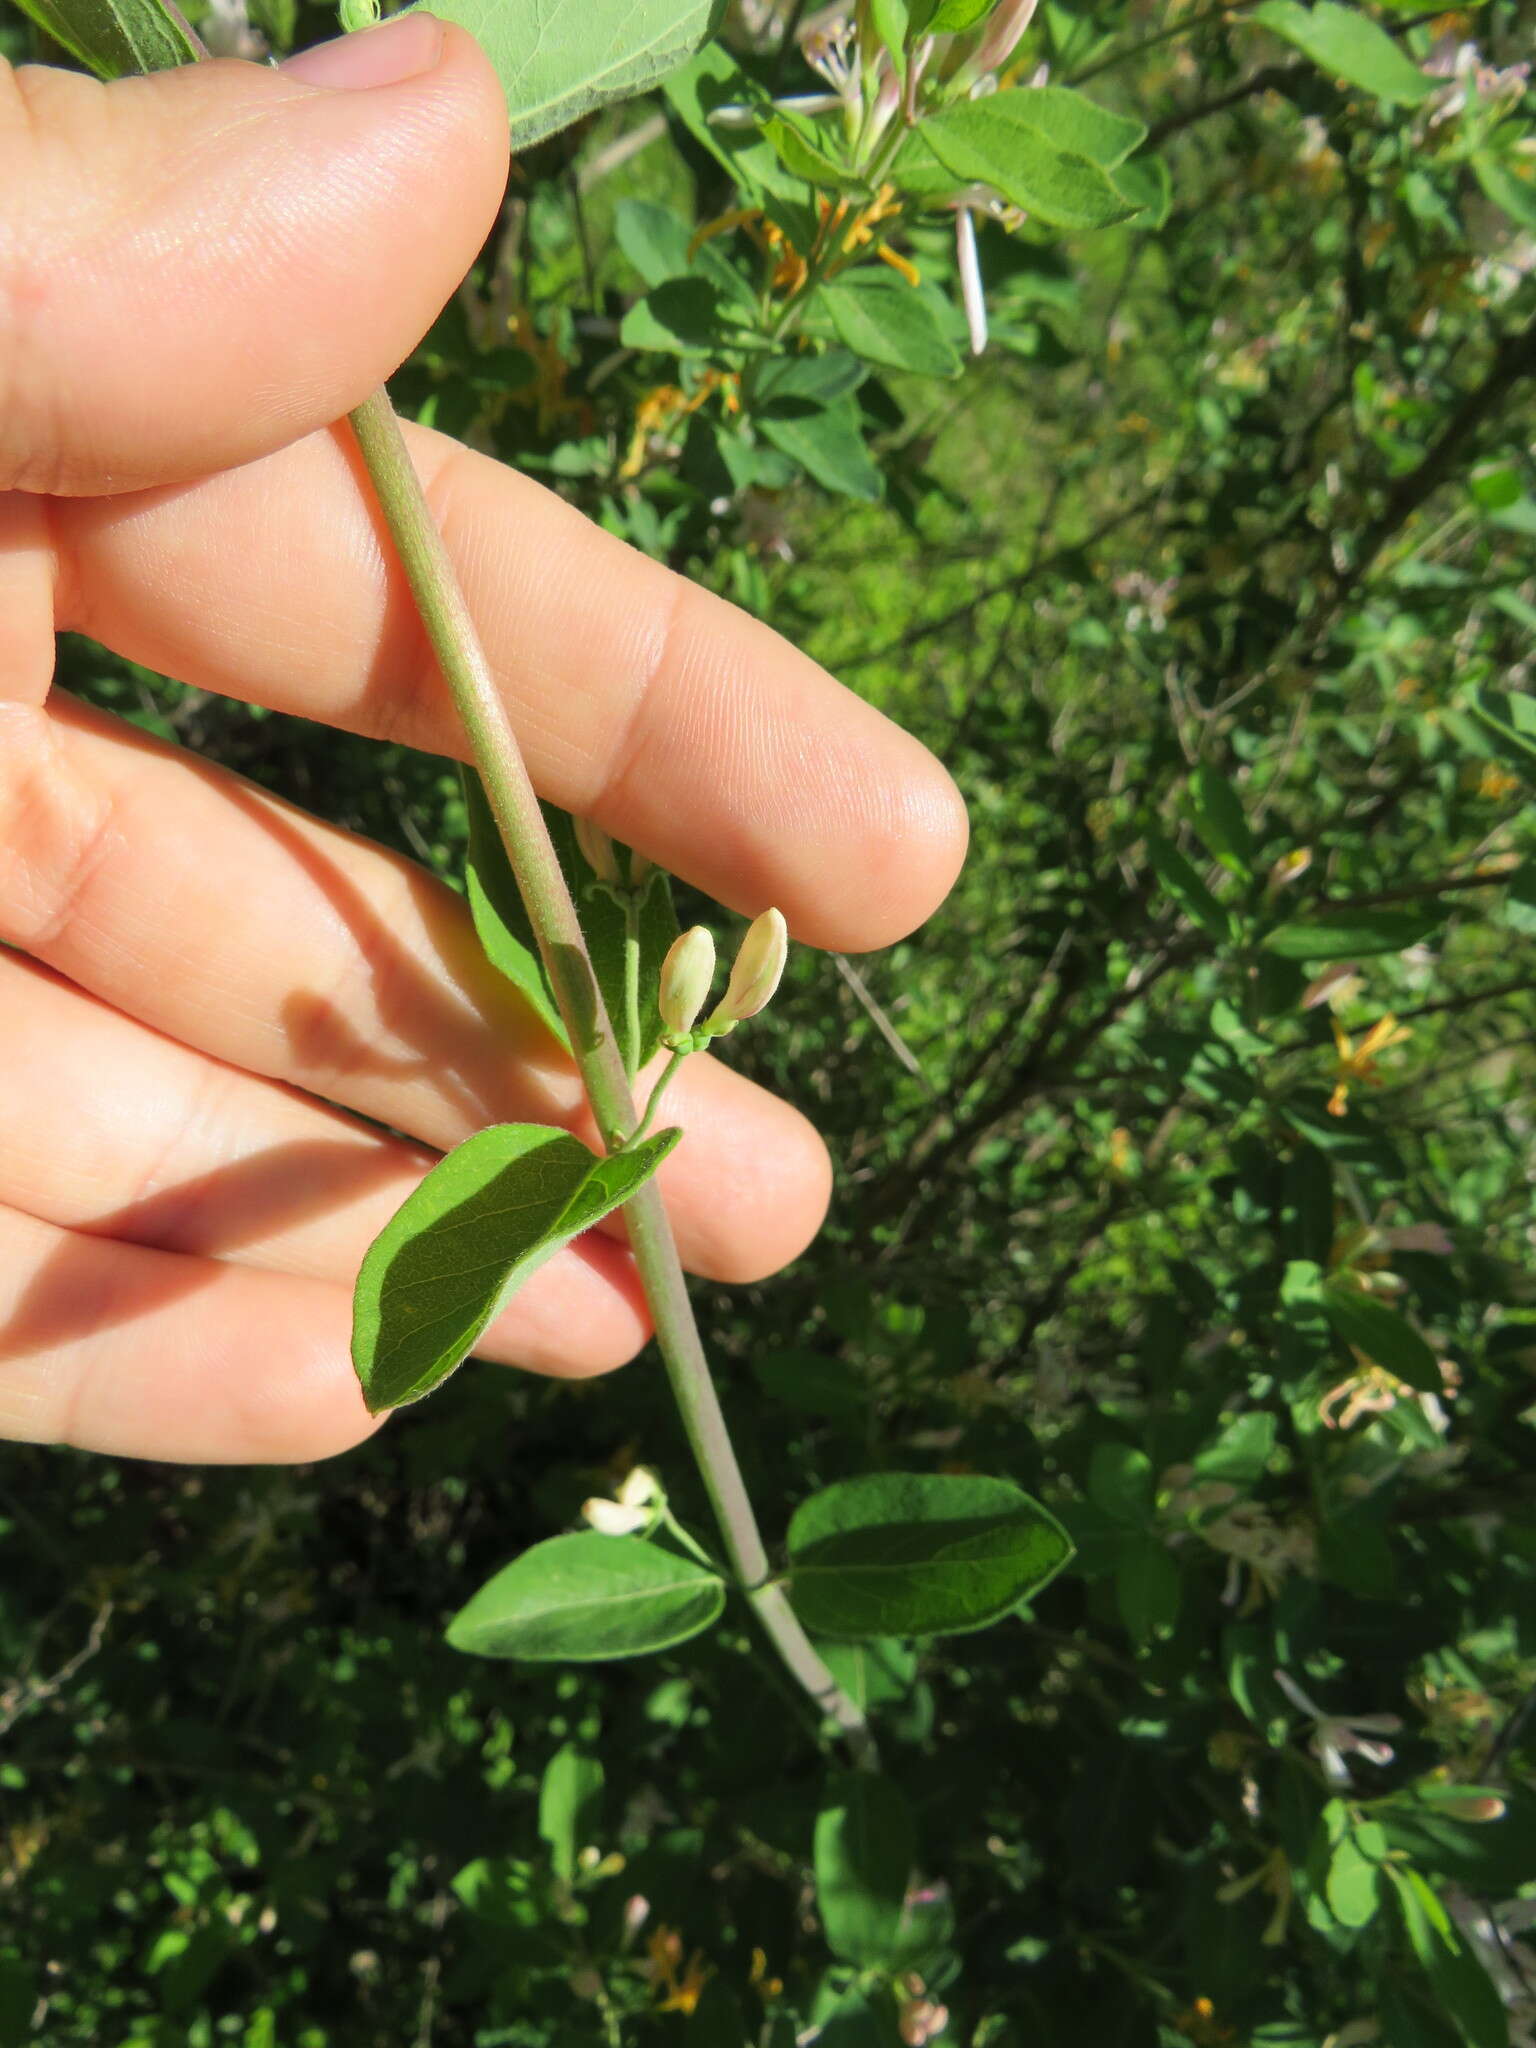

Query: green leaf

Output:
[1327, 1827, 1383, 1928]
[1111, 150, 1172, 227]
[1115, 1533, 1181, 1644]
[993, 84, 1148, 167]
[764, 115, 868, 193]
[1471, 154, 1536, 232]
[463, 772, 569, 1050]
[754, 350, 879, 499]
[921, 94, 1143, 227]
[1191, 763, 1256, 879]
[1380, 1979, 1466, 2048]
[621, 277, 726, 354]
[1263, 909, 1443, 959]
[818, 1638, 920, 1711]
[786, 1472, 1073, 1638]
[752, 1350, 868, 1417]
[1466, 687, 1536, 779]
[1194, 1412, 1278, 1487]
[663, 45, 807, 200]
[1087, 1442, 1154, 1525]
[759, 398, 883, 501]
[869, 0, 912, 67]
[7, 0, 197, 77]
[755, 349, 869, 407]
[464, 776, 679, 1073]
[412, 0, 727, 151]
[446, 1532, 727, 1661]
[352, 1122, 681, 1412]
[614, 200, 694, 287]
[1145, 831, 1232, 942]
[1320, 1285, 1442, 1395]
[538, 1744, 603, 1882]
[925, 0, 996, 28]
[1388, 1867, 1510, 2048]
[819, 272, 963, 378]
[815, 1772, 916, 1967]
[1250, 0, 1432, 103]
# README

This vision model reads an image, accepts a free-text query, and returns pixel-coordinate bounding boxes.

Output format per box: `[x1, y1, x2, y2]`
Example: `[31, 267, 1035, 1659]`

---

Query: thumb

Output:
[1, 17, 510, 496]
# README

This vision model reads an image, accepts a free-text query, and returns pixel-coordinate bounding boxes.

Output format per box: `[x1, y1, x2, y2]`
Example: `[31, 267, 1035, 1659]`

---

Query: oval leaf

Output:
[819, 272, 962, 379]
[786, 1472, 1073, 1638]
[1252, 0, 1432, 104]
[353, 1122, 681, 1412]
[921, 91, 1144, 228]
[413, 0, 727, 151]
[814, 1771, 916, 1967]
[446, 1532, 726, 1661]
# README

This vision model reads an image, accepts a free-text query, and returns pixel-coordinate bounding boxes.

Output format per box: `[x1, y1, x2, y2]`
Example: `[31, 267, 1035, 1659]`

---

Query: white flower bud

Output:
[1268, 847, 1312, 890]
[581, 1497, 649, 1535]
[706, 908, 789, 1034]
[617, 1466, 659, 1510]
[573, 815, 621, 885]
[658, 927, 716, 1041]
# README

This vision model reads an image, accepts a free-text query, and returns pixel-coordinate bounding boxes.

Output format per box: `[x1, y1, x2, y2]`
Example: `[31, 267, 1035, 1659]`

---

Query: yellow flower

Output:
[646, 1926, 710, 2015]
[1174, 1997, 1236, 2044]
[1328, 1014, 1411, 1117]
[749, 1947, 784, 2001]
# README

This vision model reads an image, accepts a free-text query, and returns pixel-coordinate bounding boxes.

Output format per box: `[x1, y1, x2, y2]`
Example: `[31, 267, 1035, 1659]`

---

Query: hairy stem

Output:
[347, 389, 874, 1765]
[623, 898, 642, 1081]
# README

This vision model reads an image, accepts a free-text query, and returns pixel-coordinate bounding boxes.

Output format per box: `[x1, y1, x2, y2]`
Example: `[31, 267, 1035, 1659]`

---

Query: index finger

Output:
[46, 419, 969, 951]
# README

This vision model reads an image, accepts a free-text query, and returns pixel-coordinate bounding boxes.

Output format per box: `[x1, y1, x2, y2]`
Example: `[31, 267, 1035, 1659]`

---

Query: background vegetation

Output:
[1, 0, 1534, 2042]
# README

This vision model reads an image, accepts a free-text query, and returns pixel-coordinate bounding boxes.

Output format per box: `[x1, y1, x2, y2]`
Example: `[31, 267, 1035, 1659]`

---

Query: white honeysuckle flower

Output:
[802, 18, 859, 102]
[708, 92, 843, 127]
[582, 1496, 650, 1535]
[955, 204, 987, 356]
[1273, 1668, 1403, 1787]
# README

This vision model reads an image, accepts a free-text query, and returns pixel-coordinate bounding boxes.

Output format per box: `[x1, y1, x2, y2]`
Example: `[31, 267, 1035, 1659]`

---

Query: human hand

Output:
[0, 18, 967, 1463]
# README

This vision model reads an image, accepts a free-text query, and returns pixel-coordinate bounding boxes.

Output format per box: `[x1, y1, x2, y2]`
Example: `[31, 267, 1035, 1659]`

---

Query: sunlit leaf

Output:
[353, 1122, 680, 1412]
[447, 1533, 727, 1660]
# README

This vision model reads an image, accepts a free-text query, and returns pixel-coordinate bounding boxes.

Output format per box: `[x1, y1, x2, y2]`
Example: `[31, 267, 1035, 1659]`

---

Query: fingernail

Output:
[282, 12, 444, 88]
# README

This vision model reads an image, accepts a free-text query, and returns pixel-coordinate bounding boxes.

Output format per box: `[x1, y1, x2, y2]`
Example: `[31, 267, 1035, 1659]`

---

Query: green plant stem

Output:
[623, 897, 642, 1080]
[633, 1047, 687, 1142]
[347, 388, 875, 1767]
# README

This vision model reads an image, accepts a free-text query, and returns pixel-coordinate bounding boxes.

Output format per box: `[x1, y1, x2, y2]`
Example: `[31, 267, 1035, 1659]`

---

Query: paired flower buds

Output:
[657, 909, 789, 1048]
[581, 1466, 660, 1536]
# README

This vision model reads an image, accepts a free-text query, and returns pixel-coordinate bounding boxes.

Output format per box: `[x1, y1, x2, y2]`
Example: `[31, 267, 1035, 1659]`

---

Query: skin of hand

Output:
[0, 15, 968, 1463]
